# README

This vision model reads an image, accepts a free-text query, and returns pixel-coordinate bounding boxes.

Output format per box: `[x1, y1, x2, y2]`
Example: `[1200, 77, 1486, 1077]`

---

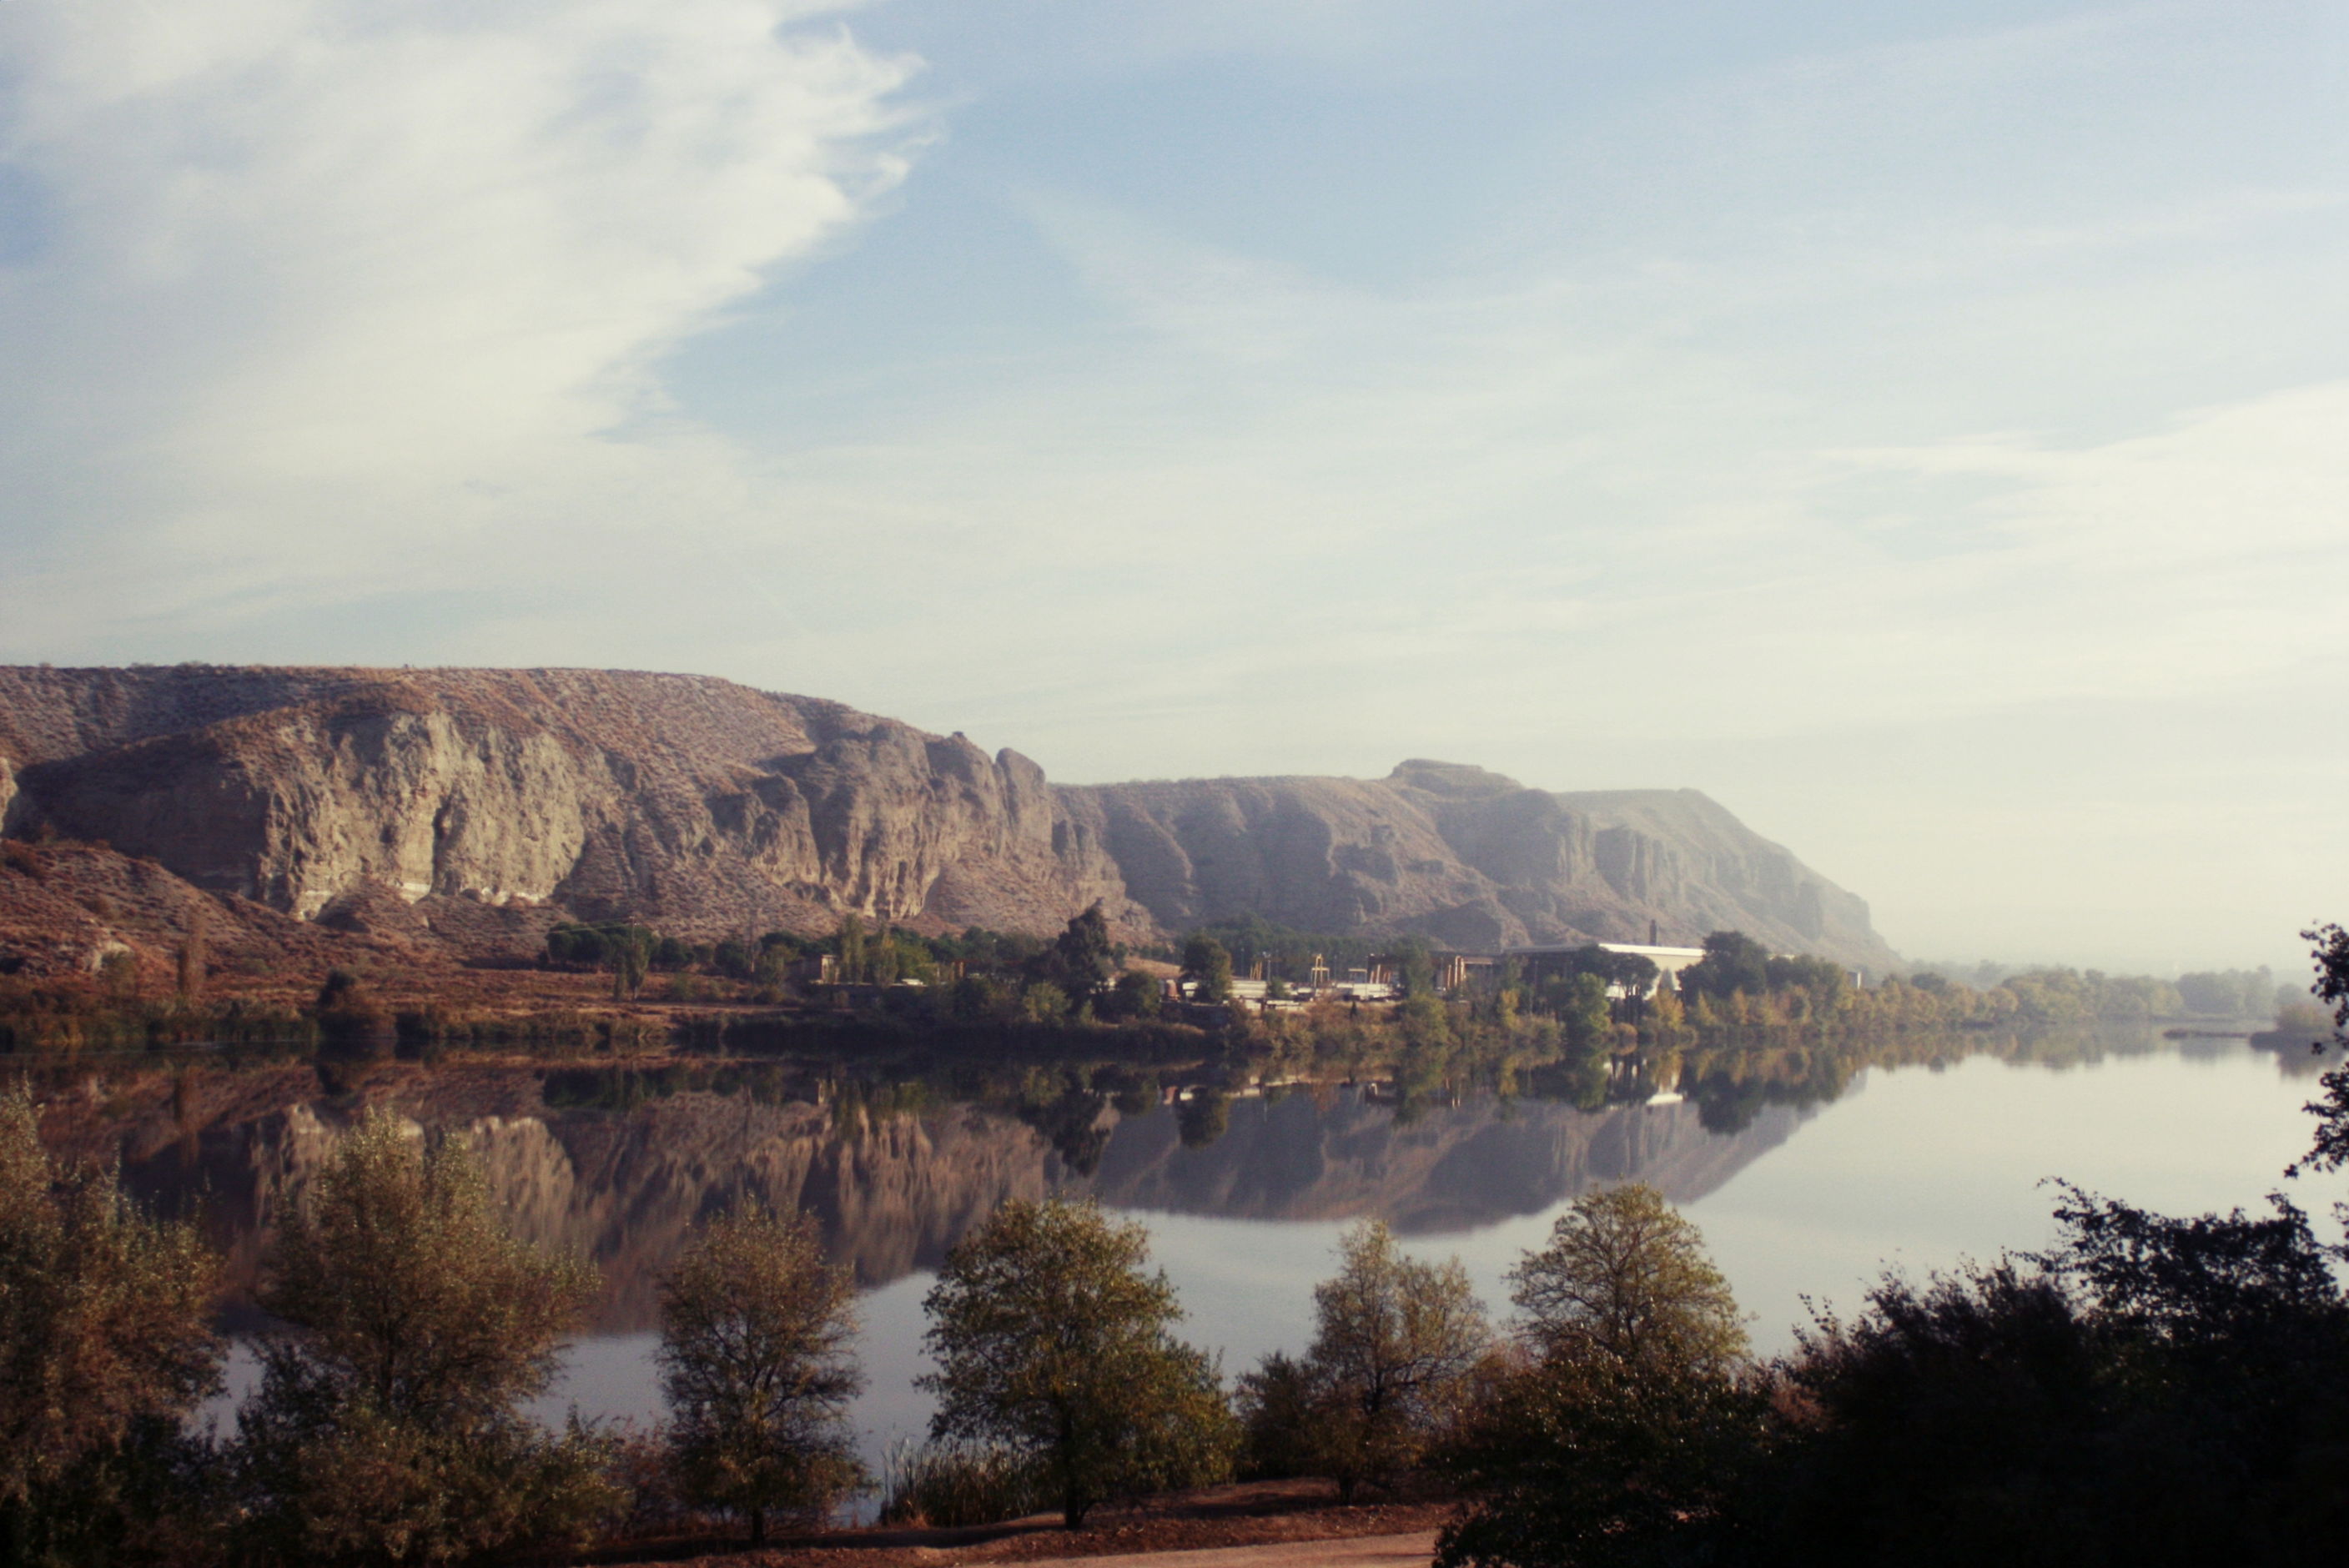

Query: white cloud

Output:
[0, 0, 915, 624]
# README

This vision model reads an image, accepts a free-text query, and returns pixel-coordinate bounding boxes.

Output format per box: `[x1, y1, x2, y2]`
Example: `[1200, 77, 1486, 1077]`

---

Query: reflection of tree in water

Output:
[1021, 1086, 1111, 1175]
[1664, 1024, 2175, 1133]
[1175, 1088, 1230, 1148]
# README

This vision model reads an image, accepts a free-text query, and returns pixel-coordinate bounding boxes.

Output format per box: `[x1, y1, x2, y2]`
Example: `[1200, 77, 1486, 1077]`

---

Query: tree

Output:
[1047, 902, 1117, 997]
[837, 915, 868, 985]
[1441, 1187, 1757, 1568]
[1507, 1184, 1748, 1377]
[1021, 980, 1071, 1023]
[1275, 1220, 1489, 1502]
[0, 1090, 220, 1564]
[1181, 936, 1233, 1004]
[2291, 920, 2349, 1177]
[1109, 968, 1163, 1019]
[659, 1204, 865, 1545]
[234, 1109, 616, 1565]
[1552, 973, 1612, 1052]
[918, 1198, 1235, 1527]
[1677, 930, 1770, 1002]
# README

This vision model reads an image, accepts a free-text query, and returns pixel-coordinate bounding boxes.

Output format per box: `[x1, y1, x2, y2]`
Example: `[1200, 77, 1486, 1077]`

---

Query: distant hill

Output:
[0, 666, 1898, 973]
[1066, 759, 1896, 967]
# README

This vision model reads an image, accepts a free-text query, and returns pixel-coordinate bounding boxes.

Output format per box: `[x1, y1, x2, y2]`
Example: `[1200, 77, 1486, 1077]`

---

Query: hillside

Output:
[0, 666, 1898, 974]
[1064, 759, 1894, 967]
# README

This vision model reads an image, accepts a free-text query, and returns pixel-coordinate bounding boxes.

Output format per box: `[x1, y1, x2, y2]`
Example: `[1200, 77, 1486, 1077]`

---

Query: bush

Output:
[876, 1437, 1049, 1527]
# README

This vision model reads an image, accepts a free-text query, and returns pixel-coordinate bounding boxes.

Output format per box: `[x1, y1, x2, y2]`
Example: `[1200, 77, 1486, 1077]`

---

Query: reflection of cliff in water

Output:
[55, 1064, 1796, 1333]
[1080, 1091, 1801, 1233]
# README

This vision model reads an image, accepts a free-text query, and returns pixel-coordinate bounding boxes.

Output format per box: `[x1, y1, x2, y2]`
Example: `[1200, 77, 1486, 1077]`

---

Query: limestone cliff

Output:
[0, 666, 1139, 942]
[1062, 759, 1896, 969]
[0, 666, 1897, 969]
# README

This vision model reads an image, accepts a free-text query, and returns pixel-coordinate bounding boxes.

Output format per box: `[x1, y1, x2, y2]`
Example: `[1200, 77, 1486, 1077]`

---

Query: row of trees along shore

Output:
[0, 884, 2309, 1069]
[8, 923, 2349, 1566]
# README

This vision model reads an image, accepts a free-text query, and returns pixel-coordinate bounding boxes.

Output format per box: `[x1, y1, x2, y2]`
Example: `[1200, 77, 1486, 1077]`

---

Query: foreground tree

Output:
[1508, 1184, 1748, 1376]
[919, 1198, 1235, 1527]
[0, 1090, 220, 1565]
[1248, 1220, 1488, 1502]
[659, 1204, 864, 1544]
[2291, 920, 2349, 1176]
[1750, 1191, 2349, 1568]
[234, 1109, 617, 1565]
[1441, 1187, 1759, 1568]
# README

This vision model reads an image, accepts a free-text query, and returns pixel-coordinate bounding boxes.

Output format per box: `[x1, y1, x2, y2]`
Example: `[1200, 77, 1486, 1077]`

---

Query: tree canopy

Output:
[235, 1109, 615, 1565]
[1258, 1219, 1490, 1502]
[0, 1089, 220, 1564]
[1508, 1184, 1748, 1377]
[659, 1203, 865, 1544]
[918, 1198, 1235, 1527]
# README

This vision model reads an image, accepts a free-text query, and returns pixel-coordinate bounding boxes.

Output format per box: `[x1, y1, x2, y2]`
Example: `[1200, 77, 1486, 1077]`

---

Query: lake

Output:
[37, 1026, 2337, 1473]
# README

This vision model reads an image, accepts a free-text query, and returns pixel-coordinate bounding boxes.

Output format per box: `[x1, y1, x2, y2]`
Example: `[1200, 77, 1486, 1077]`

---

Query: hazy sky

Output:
[2, 1, 2343, 973]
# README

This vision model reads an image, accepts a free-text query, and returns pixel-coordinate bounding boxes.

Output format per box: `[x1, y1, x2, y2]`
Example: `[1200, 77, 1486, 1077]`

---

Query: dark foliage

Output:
[2291, 921, 2349, 1176]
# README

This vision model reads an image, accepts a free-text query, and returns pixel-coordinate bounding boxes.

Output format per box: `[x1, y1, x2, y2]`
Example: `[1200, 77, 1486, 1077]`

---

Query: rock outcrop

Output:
[0, 665, 1140, 944]
[0, 666, 1897, 969]
[1064, 759, 1895, 968]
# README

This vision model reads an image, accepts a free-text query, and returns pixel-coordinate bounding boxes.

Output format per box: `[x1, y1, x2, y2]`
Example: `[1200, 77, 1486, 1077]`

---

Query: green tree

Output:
[1109, 968, 1163, 1019]
[2293, 920, 2349, 1177]
[1021, 980, 1071, 1023]
[1678, 930, 1770, 1002]
[1555, 973, 1612, 1052]
[234, 1109, 616, 1565]
[0, 1090, 221, 1565]
[837, 915, 868, 985]
[1280, 1220, 1489, 1502]
[1181, 936, 1233, 1004]
[918, 1198, 1235, 1528]
[1507, 1184, 1748, 1377]
[1048, 902, 1118, 997]
[659, 1204, 864, 1545]
[1441, 1187, 1758, 1568]
[1395, 937, 1438, 999]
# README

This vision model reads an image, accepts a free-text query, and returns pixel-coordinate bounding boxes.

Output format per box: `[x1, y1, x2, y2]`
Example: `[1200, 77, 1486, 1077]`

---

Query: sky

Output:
[1, 0, 2343, 975]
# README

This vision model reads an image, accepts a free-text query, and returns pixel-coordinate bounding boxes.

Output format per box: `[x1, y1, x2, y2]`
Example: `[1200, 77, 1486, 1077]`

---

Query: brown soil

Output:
[597, 1480, 1456, 1568]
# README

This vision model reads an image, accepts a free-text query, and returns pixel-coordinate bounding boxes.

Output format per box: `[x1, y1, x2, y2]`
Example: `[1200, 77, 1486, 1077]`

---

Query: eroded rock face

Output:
[0, 666, 1896, 967]
[1064, 760, 1897, 969]
[0, 666, 1139, 939]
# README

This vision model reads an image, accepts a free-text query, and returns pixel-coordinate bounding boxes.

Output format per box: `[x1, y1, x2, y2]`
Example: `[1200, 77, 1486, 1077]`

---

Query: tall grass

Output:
[875, 1436, 1049, 1528]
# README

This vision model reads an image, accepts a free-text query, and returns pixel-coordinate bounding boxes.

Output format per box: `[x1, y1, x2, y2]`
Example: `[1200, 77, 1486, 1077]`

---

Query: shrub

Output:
[876, 1437, 1049, 1528]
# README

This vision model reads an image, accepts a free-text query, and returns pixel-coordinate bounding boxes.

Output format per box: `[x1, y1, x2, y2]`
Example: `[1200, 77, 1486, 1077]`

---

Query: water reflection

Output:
[53, 1062, 1800, 1333]
[32, 1019, 2331, 1340]
[27, 1021, 2344, 1454]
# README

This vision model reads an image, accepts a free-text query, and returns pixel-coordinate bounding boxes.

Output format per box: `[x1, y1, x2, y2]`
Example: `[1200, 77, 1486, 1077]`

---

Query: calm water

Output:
[55, 1027, 2336, 1472]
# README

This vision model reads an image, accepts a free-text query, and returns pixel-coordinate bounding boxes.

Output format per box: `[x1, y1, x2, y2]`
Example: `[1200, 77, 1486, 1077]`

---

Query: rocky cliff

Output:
[0, 665, 1140, 948]
[0, 666, 1896, 970]
[1063, 759, 1895, 967]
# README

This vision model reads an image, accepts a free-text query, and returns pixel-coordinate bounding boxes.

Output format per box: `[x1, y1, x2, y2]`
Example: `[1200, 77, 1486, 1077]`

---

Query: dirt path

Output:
[995, 1531, 1438, 1568]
